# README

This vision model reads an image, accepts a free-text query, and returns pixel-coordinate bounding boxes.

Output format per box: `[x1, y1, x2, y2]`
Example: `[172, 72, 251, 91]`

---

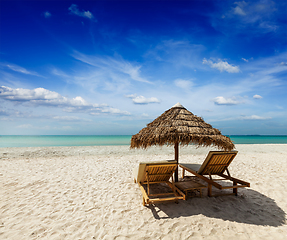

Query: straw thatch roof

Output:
[130, 103, 234, 151]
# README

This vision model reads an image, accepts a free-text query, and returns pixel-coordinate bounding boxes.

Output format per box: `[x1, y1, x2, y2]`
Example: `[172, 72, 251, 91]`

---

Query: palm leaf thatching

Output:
[131, 103, 234, 151]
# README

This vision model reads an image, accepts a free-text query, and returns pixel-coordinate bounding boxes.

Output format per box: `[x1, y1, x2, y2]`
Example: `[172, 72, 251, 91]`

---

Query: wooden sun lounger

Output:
[179, 151, 250, 197]
[133, 160, 186, 206]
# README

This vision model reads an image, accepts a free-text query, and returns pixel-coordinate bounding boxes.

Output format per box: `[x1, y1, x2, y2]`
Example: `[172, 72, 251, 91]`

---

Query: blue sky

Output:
[0, 0, 287, 135]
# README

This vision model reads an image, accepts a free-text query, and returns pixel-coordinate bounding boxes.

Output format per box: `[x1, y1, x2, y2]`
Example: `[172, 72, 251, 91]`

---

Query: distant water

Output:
[0, 135, 287, 148]
[228, 135, 287, 144]
[0, 135, 132, 148]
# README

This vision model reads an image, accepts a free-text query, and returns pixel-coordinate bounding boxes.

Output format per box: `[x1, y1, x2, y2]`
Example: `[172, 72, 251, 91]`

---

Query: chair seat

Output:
[179, 163, 201, 173]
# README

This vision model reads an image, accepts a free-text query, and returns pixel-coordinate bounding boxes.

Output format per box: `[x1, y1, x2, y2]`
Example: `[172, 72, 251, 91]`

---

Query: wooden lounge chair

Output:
[179, 151, 250, 197]
[133, 160, 186, 206]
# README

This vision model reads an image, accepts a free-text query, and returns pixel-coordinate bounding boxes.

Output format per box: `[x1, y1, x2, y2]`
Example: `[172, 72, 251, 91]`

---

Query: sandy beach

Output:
[0, 144, 286, 239]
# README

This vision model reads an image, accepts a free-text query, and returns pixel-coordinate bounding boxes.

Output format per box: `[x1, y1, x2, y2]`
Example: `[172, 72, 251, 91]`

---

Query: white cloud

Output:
[133, 96, 160, 104]
[145, 40, 206, 70]
[174, 79, 193, 89]
[52, 116, 91, 122]
[242, 58, 248, 62]
[2, 63, 41, 77]
[213, 96, 242, 105]
[0, 107, 35, 119]
[240, 115, 271, 120]
[51, 68, 70, 78]
[72, 52, 152, 84]
[234, 6, 246, 16]
[276, 105, 284, 110]
[253, 94, 263, 99]
[0, 86, 64, 102]
[16, 124, 33, 129]
[227, 0, 278, 32]
[68, 4, 94, 20]
[16, 124, 74, 130]
[202, 58, 240, 73]
[0, 109, 9, 116]
[125, 94, 137, 99]
[141, 113, 149, 117]
[0, 107, 94, 121]
[0, 86, 130, 115]
[126, 94, 160, 104]
[44, 11, 51, 18]
[259, 22, 278, 31]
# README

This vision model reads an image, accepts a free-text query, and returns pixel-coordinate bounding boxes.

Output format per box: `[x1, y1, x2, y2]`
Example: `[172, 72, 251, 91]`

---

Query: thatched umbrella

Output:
[130, 103, 235, 181]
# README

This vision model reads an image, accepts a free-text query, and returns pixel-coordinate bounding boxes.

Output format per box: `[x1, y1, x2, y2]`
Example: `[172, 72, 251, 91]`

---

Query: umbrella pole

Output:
[174, 142, 179, 182]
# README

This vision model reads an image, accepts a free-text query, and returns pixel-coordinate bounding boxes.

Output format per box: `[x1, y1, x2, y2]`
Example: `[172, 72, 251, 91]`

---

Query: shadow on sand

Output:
[147, 188, 286, 226]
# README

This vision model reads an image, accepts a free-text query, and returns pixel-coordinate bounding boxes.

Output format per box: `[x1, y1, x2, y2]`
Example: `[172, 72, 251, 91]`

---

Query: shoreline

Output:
[1, 143, 287, 159]
[1, 144, 286, 239]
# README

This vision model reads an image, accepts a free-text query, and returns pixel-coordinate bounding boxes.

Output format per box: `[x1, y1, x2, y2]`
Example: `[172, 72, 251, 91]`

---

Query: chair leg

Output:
[182, 169, 185, 178]
[233, 181, 238, 196]
[142, 197, 146, 206]
[208, 184, 212, 197]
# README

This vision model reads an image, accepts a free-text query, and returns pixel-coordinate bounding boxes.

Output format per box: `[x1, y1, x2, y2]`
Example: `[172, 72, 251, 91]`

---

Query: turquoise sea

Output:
[0, 135, 287, 148]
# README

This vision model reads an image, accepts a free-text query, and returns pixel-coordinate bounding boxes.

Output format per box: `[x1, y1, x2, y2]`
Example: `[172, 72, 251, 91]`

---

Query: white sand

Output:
[0, 144, 286, 240]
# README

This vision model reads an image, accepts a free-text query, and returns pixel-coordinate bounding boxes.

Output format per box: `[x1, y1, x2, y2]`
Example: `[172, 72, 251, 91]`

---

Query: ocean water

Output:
[228, 135, 287, 144]
[0, 135, 132, 148]
[0, 135, 287, 148]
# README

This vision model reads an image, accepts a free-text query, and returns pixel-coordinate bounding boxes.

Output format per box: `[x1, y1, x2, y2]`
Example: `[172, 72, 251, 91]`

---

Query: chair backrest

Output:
[198, 151, 238, 175]
[136, 160, 177, 183]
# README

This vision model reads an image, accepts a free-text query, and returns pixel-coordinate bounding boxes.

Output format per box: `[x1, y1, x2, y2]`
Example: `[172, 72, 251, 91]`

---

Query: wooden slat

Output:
[142, 181, 170, 184]
[208, 178, 226, 181]
[221, 185, 248, 189]
[147, 173, 172, 177]
[145, 164, 177, 183]
[166, 181, 186, 199]
[202, 153, 236, 175]
[218, 173, 250, 187]
[148, 196, 184, 203]
[138, 183, 149, 201]
[208, 163, 229, 167]
[179, 165, 222, 189]
[211, 155, 228, 173]
[149, 193, 175, 197]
